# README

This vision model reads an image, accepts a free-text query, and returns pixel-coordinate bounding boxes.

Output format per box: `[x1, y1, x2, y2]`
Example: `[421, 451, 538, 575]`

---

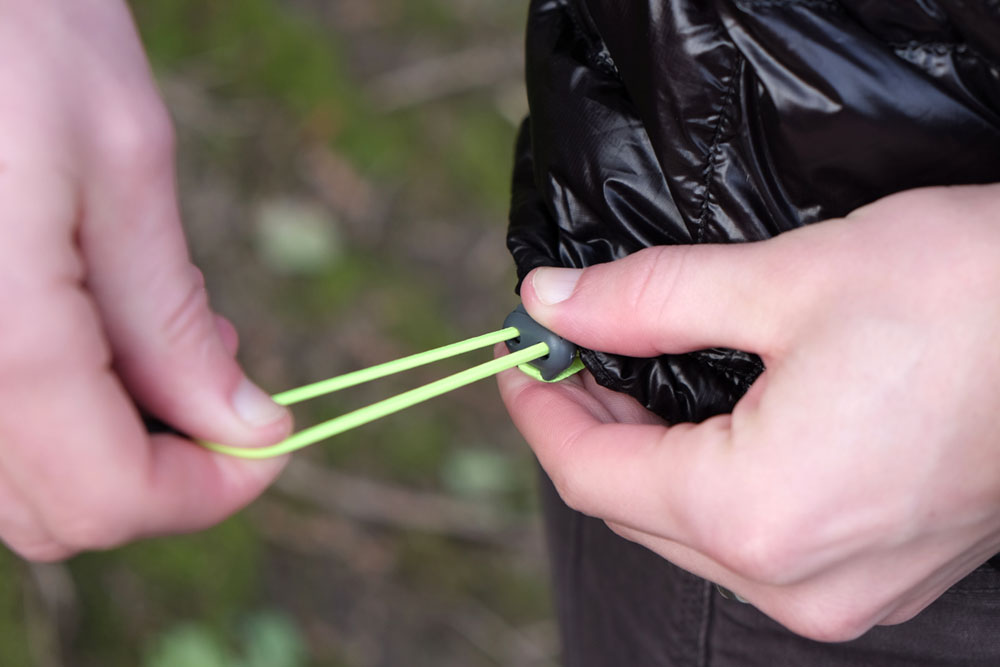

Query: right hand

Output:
[0, 0, 292, 561]
[499, 183, 1000, 641]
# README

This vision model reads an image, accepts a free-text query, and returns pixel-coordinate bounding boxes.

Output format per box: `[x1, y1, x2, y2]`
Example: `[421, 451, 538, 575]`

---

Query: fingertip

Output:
[112, 286, 291, 448]
[125, 345, 293, 450]
[519, 267, 579, 333]
[231, 377, 289, 429]
[530, 267, 583, 306]
[226, 380, 295, 451]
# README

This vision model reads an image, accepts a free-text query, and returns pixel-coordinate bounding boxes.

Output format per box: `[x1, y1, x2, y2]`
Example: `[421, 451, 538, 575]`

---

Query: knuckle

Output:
[780, 603, 875, 643]
[629, 246, 684, 332]
[95, 101, 176, 174]
[725, 538, 788, 586]
[160, 265, 211, 349]
[548, 462, 598, 517]
[551, 471, 592, 515]
[11, 539, 75, 563]
[545, 430, 600, 517]
[710, 513, 806, 586]
[48, 507, 130, 553]
[604, 520, 635, 541]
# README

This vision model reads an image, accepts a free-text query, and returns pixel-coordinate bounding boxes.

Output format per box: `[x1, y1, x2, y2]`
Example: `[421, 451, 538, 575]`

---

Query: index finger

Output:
[496, 360, 735, 548]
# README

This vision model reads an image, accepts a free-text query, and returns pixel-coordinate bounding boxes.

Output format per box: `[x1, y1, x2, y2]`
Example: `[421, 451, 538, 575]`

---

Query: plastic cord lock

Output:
[199, 326, 545, 459]
[503, 304, 580, 382]
[199, 306, 582, 459]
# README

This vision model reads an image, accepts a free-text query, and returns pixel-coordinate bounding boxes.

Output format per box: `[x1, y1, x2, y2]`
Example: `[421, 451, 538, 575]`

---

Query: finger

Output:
[215, 314, 240, 357]
[78, 112, 289, 447]
[492, 344, 665, 427]
[139, 433, 288, 537]
[0, 167, 284, 556]
[0, 475, 65, 562]
[603, 520, 860, 641]
[577, 370, 668, 426]
[0, 281, 286, 554]
[605, 520, 757, 600]
[496, 359, 731, 542]
[606, 519, 881, 642]
[520, 240, 808, 357]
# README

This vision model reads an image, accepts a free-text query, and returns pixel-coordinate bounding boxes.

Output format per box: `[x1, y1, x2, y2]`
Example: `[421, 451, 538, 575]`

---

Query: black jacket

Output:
[509, 2, 1000, 662]
[508, 0, 1000, 424]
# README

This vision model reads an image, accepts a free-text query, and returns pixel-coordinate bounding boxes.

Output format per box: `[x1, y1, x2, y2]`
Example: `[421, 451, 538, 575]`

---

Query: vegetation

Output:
[1, 2, 555, 665]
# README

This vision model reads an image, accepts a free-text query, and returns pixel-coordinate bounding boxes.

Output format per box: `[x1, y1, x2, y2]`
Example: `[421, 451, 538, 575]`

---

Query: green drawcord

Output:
[199, 327, 552, 459]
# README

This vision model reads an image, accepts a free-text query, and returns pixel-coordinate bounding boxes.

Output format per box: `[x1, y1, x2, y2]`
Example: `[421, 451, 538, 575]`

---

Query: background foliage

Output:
[0, 2, 556, 665]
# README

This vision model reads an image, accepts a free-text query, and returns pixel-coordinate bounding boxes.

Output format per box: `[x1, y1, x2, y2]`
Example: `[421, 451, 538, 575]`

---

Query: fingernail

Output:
[532, 267, 582, 305]
[231, 377, 286, 427]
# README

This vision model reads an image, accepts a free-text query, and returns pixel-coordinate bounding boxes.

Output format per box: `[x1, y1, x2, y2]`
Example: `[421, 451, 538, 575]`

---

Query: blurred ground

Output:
[0, 2, 556, 666]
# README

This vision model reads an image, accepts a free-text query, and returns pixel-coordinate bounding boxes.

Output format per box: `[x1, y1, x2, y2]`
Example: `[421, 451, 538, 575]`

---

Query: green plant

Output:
[143, 611, 306, 667]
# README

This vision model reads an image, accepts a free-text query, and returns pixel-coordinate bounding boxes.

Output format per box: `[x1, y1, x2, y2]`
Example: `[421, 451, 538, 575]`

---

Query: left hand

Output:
[0, 0, 291, 562]
[498, 184, 1000, 642]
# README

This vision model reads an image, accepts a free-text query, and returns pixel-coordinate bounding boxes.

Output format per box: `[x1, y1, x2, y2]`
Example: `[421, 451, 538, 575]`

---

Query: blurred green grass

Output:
[0, 1, 552, 666]
[136, 0, 517, 207]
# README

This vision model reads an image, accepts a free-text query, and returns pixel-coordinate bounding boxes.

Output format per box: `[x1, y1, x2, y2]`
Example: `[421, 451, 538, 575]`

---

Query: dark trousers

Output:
[541, 474, 1000, 666]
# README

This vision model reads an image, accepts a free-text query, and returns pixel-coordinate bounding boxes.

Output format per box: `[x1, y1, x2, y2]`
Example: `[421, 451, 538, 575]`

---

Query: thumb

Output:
[80, 127, 290, 448]
[521, 243, 795, 358]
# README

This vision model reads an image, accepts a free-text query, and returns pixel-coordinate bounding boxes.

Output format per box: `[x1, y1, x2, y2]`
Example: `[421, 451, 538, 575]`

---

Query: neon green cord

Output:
[517, 353, 586, 383]
[199, 328, 548, 459]
[271, 327, 521, 406]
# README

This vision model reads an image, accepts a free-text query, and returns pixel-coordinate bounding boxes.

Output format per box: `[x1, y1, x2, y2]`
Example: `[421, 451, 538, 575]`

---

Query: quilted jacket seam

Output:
[695, 55, 744, 243]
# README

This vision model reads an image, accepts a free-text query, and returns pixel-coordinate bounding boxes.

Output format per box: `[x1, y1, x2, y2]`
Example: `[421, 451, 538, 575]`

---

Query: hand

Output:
[0, 0, 291, 561]
[498, 183, 1000, 641]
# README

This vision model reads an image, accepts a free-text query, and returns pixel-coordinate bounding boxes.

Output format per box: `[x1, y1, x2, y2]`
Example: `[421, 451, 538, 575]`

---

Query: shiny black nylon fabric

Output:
[508, 0, 1000, 424]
